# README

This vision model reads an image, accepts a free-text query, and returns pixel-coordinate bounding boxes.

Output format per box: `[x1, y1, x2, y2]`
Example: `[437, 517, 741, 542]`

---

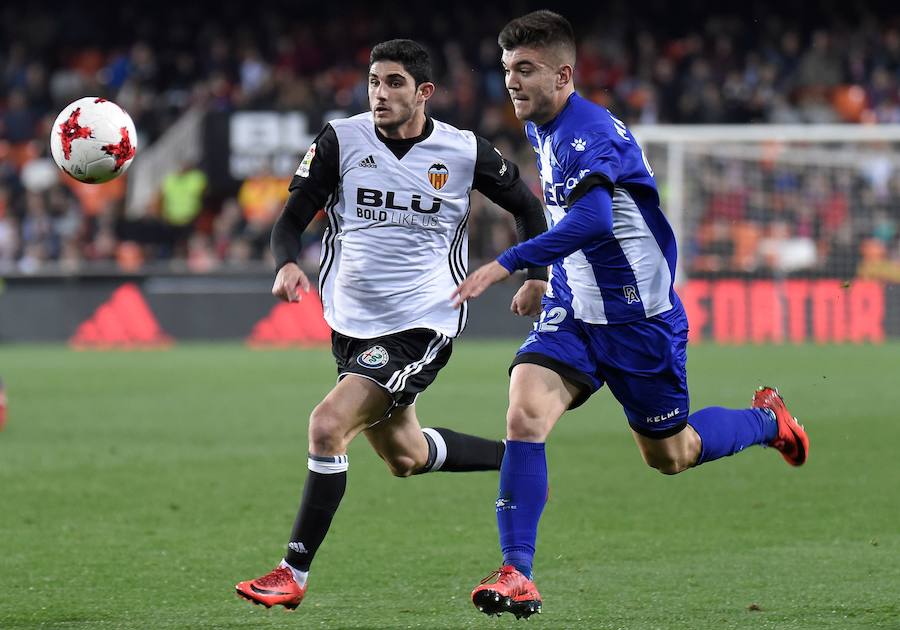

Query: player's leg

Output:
[363, 404, 505, 476]
[285, 375, 390, 567]
[356, 327, 504, 475]
[473, 364, 584, 619]
[363, 404, 429, 476]
[630, 424, 701, 474]
[473, 298, 596, 618]
[633, 391, 807, 472]
[236, 375, 390, 609]
[607, 302, 806, 474]
[678, 386, 807, 468]
[499, 363, 579, 572]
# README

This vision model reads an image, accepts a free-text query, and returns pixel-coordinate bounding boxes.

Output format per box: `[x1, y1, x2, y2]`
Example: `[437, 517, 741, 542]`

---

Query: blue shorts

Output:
[511, 296, 690, 438]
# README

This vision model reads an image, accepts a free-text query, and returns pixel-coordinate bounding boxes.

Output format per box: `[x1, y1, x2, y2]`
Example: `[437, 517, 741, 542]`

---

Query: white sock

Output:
[279, 559, 309, 587]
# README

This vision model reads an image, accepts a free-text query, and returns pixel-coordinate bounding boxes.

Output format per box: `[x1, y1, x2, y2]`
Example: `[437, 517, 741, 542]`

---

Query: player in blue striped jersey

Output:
[453, 11, 810, 619]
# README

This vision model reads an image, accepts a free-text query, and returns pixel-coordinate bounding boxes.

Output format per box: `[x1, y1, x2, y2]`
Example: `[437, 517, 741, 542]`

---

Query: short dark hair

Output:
[498, 10, 576, 60]
[369, 39, 433, 85]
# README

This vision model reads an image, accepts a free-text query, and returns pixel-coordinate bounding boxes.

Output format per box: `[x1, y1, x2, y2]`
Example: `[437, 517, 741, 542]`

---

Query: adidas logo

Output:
[358, 155, 377, 168]
[288, 542, 308, 554]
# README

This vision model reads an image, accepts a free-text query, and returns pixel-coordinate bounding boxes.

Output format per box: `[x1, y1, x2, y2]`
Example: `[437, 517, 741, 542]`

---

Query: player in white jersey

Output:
[451, 12, 810, 619]
[235, 39, 550, 611]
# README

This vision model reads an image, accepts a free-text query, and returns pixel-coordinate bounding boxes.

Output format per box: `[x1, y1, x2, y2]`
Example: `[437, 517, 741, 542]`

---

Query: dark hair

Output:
[498, 10, 576, 59]
[369, 39, 433, 85]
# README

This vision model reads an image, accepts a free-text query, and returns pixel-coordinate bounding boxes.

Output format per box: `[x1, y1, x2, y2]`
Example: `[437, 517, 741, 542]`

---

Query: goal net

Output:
[632, 125, 900, 343]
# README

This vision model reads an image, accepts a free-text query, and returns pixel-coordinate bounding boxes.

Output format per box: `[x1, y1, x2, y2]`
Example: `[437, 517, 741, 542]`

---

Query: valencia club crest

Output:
[427, 163, 449, 190]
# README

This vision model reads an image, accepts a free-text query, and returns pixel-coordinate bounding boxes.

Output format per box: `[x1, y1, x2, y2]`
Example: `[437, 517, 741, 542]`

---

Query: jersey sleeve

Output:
[472, 136, 521, 195]
[472, 136, 549, 281]
[288, 124, 340, 204]
[270, 124, 340, 271]
[496, 186, 614, 271]
[557, 130, 619, 206]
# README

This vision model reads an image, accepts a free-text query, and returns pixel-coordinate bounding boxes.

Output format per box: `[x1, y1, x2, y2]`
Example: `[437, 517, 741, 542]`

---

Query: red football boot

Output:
[235, 565, 306, 610]
[752, 386, 809, 466]
[472, 565, 542, 619]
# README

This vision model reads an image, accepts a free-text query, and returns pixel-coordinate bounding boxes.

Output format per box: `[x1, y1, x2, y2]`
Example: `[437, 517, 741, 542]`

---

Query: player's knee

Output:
[383, 454, 418, 478]
[506, 404, 548, 441]
[644, 452, 692, 475]
[308, 401, 347, 453]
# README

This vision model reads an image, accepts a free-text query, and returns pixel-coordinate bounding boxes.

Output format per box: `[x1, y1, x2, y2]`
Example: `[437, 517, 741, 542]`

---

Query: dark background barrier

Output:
[1, 274, 897, 344]
[0, 273, 538, 343]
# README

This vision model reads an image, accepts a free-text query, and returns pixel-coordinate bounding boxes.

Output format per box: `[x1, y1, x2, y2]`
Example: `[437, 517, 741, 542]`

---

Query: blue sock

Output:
[688, 407, 778, 465]
[497, 441, 547, 579]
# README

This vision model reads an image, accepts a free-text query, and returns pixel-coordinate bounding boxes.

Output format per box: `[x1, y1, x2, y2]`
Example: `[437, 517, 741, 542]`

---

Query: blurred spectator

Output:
[758, 220, 818, 273]
[0, 192, 18, 271]
[237, 164, 289, 257]
[160, 162, 207, 255]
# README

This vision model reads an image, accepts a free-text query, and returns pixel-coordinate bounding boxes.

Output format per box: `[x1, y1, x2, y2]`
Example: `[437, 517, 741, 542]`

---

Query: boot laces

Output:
[256, 566, 293, 588]
[480, 566, 520, 586]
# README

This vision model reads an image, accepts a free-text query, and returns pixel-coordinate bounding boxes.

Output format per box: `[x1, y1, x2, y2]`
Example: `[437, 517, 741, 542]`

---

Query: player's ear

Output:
[417, 81, 435, 103]
[556, 64, 573, 90]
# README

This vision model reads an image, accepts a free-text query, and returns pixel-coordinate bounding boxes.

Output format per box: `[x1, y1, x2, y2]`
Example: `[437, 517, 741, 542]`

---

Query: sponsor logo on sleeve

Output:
[296, 143, 317, 177]
[493, 147, 508, 176]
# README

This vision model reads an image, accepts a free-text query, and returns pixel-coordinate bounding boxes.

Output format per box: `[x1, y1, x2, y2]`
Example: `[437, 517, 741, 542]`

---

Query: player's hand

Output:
[451, 261, 510, 308]
[510, 279, 546, 317]
[272, 262, 311, 302]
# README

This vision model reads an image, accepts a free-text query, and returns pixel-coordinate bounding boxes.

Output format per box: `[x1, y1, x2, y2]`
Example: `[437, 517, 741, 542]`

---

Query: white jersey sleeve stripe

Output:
[317, 193, 340, 297]
[448, 207, 469, 283]
[448, 207, 470, 335]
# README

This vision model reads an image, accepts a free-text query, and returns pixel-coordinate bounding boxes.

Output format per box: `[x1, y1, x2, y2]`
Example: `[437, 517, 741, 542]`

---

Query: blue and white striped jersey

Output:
[502, 93, 678, 325]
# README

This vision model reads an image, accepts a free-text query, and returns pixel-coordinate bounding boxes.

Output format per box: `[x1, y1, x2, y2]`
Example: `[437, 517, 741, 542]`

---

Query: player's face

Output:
[501, 46, 567, 124]
[368, 61, 432, 137]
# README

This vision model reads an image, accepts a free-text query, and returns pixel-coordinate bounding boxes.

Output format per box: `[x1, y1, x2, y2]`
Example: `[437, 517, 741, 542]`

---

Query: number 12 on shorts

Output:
[535, 307, 567, 332]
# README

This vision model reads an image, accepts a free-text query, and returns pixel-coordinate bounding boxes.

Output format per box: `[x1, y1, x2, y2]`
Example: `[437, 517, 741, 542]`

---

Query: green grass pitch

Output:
[1, 341, 898, 629]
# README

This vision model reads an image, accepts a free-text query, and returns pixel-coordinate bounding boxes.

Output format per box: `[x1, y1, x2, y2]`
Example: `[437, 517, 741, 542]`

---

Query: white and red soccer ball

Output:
[49, 97, 137, 184]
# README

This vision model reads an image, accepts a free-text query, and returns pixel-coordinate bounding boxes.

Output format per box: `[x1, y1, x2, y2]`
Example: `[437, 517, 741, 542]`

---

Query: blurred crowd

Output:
[681, 150, 900, 280]
[1, 1, 900, 279]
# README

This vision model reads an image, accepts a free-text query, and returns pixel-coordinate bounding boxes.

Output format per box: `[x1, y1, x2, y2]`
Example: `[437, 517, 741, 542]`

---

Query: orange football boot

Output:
[235, 565, 306, 610]
[752, 386, 809, 466]
[472, 565, 542, 619]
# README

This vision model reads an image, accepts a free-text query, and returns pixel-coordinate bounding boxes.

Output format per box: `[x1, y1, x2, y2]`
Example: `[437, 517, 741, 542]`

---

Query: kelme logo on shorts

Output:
[357, 345, 389, 368]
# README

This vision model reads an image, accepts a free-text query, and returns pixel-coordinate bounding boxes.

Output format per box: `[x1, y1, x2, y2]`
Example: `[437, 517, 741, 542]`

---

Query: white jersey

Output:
[320, 113, 476, 338]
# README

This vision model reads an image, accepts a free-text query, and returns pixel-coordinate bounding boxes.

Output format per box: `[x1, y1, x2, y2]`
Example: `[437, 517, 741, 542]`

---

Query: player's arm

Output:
[471, 137, 548, 316]
[270, 124, 339, 301]
[472, 136, 549, 282]
[497, 179, 613, 270]
[452, 181, 613, 307]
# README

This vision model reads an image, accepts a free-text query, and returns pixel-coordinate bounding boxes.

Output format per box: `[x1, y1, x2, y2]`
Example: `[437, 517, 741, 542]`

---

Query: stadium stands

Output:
[1, 2, 899, 277]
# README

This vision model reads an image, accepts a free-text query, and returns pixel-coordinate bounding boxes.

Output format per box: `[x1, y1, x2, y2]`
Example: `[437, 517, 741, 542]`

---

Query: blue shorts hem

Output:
[629, 419, 689, 439]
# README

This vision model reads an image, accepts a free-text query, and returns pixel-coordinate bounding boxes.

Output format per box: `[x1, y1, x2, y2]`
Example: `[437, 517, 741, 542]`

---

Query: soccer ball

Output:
[49, 97, 137, 184]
